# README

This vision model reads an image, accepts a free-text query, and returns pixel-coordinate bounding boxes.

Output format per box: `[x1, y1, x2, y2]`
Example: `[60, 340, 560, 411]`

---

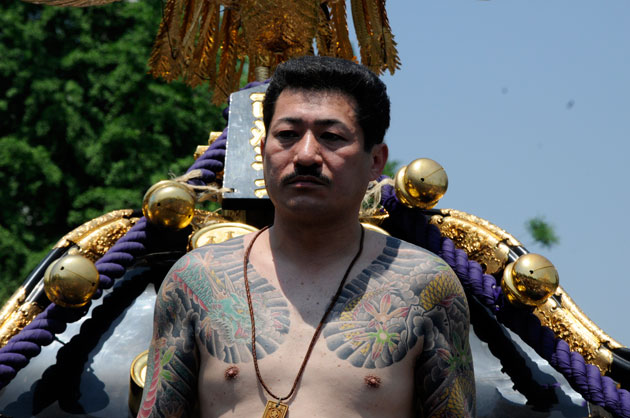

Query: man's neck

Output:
[268, 215, 364, 265]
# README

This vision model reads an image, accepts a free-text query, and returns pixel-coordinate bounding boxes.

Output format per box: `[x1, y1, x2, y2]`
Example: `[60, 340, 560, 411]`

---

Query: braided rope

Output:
[380, 183, 630, 417]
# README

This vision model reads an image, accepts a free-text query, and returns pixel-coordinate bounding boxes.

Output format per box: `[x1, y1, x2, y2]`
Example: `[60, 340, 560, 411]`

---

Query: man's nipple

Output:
[364, 374, 381, 388]
[225, 366, 240, 380]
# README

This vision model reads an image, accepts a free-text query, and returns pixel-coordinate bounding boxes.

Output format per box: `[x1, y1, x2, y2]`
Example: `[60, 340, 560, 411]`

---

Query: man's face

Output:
[262, 89, 388, 222]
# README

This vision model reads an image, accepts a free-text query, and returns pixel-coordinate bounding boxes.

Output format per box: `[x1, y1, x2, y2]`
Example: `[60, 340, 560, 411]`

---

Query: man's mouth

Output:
[281, 172, 332, 186]
[286, 175, 327, 186]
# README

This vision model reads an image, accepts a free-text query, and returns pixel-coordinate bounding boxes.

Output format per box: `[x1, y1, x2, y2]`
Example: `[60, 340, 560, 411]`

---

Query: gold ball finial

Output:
[142, 180, 196, 230]
[394, 158, 448, 209]
[502, 253, 559, 306]
[393, 166, 415, 207]
[44, 255, 100, 308]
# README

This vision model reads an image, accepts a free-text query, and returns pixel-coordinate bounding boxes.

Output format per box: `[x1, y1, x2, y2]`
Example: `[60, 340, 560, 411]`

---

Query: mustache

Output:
[280, 165, 332, 186]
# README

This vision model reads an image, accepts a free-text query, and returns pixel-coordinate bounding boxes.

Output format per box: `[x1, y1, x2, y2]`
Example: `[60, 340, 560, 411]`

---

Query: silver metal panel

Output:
[223, 84, 269, 203]
[471, 331, 589, 417]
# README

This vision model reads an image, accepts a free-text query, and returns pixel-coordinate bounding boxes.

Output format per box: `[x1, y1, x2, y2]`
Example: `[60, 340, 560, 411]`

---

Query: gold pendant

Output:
[262, 400, 288, 418]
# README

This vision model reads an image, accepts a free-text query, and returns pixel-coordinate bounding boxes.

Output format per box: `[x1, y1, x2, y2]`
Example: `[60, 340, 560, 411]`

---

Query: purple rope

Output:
[186, 137, 227, 186]
[380, 183, 630, 418]
[0, 218, 149, 387]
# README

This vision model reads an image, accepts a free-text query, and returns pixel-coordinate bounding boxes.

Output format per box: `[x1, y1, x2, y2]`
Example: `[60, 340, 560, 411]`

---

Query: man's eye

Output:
[320, 132, 345, 142]
[276, 130, 299, 140]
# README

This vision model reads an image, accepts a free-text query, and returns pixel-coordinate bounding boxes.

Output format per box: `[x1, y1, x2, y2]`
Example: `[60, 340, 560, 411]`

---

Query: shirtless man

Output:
[138, 56, 476, 417]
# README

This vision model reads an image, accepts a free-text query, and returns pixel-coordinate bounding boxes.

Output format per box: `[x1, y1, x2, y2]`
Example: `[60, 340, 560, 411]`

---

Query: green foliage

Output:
[0, 0, 224, 301]
[525, 216, 560, 249]
[0, 226, 29, 303]
[382, 160, 401, 178]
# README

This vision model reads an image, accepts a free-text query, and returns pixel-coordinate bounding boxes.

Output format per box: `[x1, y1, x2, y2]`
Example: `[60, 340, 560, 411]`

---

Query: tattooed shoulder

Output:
[324, 236, 468, 369]
[159, 236, 291, 364]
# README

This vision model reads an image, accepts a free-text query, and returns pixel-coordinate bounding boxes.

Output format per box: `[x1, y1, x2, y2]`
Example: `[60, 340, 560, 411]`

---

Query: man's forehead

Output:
[280, 87, 356, 105]
[272, 88, 359, 122]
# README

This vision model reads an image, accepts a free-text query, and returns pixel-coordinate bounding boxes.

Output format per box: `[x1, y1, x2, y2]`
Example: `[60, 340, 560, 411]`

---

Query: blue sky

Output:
[375, 1, 630, 345]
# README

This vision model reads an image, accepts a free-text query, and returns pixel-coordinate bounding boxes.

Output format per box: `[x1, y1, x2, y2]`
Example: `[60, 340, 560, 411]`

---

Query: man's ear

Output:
[261, 137, 266, 157]
[369, 143, 388, 180]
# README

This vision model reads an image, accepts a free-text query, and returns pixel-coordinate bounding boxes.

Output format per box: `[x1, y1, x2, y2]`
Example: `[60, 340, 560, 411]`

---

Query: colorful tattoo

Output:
[139, 235, 475, 417]
[325, 238, 451, 366]
[324, 237, 475, 415]
[139, 237, 290, 417]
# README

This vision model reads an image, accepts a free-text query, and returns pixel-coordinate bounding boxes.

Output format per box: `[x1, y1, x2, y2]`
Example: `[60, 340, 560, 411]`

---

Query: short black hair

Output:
[263, 56, 390, 151]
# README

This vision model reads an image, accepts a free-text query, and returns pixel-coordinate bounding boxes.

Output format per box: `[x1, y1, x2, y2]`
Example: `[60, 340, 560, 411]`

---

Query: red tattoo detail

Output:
[138, 345, 163, 418]
[171, 274, 209, 311]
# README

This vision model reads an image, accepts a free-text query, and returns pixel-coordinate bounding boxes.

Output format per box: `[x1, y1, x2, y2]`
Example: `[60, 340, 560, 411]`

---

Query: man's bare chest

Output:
[184, 236, 453, 372]
[196, 305, 418, 418]
[177, 235, 462, 416]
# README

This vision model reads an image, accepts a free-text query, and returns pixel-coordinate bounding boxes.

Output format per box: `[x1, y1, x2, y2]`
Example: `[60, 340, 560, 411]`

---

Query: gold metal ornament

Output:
[429, 208, 621, 373]
[430, 212, 510, 275]
[394, 159, 448, 209]
[17, 1, 399, 105]
[146, 0, 400, 105]
[535, 293, 614, 373]
[54, 209, 138, 262]
[405, 158, 448, 208]
[0, 299, 43, 349]
[393, 166, 415, 207]
[189, 222, 259, 250]
[44, 255, 100, 308]
[501, 262, 521, 306]
[128, 350, 148, 417]
[502, 254, 559, 307]
[142, 180, 196, 230]
[262, 400, 288, 418]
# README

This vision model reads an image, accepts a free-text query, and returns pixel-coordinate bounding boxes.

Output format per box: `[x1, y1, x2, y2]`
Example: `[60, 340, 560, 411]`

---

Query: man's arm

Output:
[413, 268, 476, 417]
[138, 255, 202, 418]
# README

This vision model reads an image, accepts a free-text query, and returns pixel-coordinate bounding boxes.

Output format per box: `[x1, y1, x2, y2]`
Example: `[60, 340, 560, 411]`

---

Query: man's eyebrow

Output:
[314, 119, 345, 127]
[274, 117, 346, 127]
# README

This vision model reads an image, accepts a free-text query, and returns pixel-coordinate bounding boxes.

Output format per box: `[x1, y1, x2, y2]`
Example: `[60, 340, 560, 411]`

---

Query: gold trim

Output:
[534, 294, 613, 373]
[429, 212, 510, 275]
[54, 209, 139, 262]
[193, 145, 209, 160]
[208, 131, 222, 145]
[436, 209, 521, 247]
[0, 301, 44, 349]
[552, 286, 622, 350]
[0, 287, 26, 332]
[429, 207, 623, 374]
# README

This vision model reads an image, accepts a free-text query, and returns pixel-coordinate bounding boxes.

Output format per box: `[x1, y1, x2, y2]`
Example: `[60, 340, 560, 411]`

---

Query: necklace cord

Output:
[243, 225, 365, 403]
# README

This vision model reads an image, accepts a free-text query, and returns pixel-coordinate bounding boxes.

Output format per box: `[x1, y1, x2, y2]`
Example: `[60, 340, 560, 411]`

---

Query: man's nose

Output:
[293, 132, 323, 166]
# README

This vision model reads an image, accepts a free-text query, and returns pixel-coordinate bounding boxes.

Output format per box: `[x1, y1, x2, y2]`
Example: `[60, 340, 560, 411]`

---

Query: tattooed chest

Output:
[182, 265, 452, 370]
